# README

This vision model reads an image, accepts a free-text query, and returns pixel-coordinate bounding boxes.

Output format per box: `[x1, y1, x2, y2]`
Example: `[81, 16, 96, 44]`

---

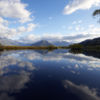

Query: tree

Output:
[93, 9, 100, 16]
[69, 44, 83, 50]
[93, 9, 100, 22]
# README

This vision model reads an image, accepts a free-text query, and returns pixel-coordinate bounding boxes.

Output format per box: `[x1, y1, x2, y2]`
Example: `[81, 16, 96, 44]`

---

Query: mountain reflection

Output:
[20, 50, 100, 69]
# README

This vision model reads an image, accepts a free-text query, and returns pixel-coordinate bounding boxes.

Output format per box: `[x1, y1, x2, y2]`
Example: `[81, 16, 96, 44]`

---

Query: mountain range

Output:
[1, 37, 99, 47]
[52, 41, 71, 46]
[0, 37, 22, 46]
[0, 37, 71, 46]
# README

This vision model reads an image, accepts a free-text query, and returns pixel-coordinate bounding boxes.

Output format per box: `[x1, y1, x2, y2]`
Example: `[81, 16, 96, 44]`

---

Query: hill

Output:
[0, 37, 23, 46]
[31, 40, 54, 47]
[80, 37, 100, 46]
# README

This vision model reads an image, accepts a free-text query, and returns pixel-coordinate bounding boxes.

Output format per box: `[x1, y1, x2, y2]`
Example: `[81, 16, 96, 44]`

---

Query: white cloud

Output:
[75, 26, 80, 31]
[18, 23, 37, 33]
[0, 0, 31, 23]
[64, 0, 100, 15]
[27, 23, 37, 32]
[18, 26, 26, 33]
[0, 0, 37, 39]
[21, 33, 64, 43]
[0, 17, 37, 39]
[21, 34, 41, 43]
[22, 24, 100, 43]
[0, 17, 8, 25]
[72, 20, 82, 25]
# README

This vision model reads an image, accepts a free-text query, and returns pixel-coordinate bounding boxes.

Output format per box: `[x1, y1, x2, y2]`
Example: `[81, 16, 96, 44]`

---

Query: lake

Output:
[0, 49, 100, 100]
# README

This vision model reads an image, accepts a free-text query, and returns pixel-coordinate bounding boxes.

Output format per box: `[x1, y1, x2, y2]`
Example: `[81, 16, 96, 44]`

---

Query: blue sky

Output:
[0, 0, 100, 43]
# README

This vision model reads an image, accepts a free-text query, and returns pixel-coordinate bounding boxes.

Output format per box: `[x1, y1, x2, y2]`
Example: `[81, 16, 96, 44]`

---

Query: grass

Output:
[0, 45, 60, 51]
[0, 44, 100, 53]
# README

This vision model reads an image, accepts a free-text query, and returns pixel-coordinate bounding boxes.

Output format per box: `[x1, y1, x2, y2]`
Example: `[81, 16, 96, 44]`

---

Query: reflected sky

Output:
[63, 80, 100, 100]
[0, 50, 100, 100]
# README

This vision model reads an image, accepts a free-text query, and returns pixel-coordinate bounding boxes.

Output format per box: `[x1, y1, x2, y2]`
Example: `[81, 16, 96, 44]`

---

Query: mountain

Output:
[31, 40, 53, 46]
[0, 37, 19, 46]
[0, 37, 72, 47]
[52, 41, 71, 46]
[0, 37, 25, 46]
[80, 37, 100, 46]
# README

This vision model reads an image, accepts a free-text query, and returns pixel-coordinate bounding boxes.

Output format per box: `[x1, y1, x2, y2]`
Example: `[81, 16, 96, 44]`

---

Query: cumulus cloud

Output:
[0, 0, 31, 23]
[0, 0, 37, 39]
[64, 0, 100, 14]
[27, 23, 37, 32]
[0, 17, 37, 39]
[18, 23, 37, 33]
[0, 17, 8, 25]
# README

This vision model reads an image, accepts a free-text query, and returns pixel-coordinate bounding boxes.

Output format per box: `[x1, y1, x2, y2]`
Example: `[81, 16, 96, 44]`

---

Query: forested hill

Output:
[80, 37, 100, 46]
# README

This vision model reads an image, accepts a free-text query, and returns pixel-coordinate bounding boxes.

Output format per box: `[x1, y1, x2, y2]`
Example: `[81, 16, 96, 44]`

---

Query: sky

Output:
[0, 0, 100, 43]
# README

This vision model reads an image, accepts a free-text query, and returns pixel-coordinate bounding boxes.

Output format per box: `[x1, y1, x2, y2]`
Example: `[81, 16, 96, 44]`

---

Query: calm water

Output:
[0, 49, 100, 100]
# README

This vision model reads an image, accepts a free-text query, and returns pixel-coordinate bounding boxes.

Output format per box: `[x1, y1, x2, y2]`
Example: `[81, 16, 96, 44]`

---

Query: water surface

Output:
[0, 49, 100, 100]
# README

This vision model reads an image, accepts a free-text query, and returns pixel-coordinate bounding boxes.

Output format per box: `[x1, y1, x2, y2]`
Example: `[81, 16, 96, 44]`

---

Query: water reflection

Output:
[63, 80, 100, 100]
[0, 51, 36, 100]
[20, 50, 100, 70]
[0, 50, 100, 100]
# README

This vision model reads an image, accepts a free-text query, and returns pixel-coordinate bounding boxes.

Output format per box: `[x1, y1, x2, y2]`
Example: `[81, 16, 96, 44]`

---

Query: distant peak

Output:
[31, 40, 53, 46]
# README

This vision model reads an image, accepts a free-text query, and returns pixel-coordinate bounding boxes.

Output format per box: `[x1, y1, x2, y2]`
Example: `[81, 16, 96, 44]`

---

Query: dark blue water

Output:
[0, 49, 100, 100]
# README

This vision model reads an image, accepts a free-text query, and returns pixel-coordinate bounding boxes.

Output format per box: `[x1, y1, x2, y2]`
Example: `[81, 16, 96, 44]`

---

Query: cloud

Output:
[0, 0, 37, 39]
[0, 0, 31, 23]
[63, 80, 100, 100]
[64, 0, 100, 15]
[21, 33, 64, 43]
[18, 23, 37, 33]
[63, 33, 100, 43]
[0, 17, 8, 25]
[27, 23, 37, 32]
[21, 34, 41, 43]
[0, 17, 37, 39]
[72, 20, 82, 25]
[21, 24, 100, 43]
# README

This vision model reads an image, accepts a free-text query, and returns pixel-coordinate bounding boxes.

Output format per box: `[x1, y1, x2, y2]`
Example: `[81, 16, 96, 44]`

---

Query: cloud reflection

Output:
[63, 80, 100, 100]
[19, 50, 100, 69]
[0, 50, 100, 100]
[0, 51, 36, 100]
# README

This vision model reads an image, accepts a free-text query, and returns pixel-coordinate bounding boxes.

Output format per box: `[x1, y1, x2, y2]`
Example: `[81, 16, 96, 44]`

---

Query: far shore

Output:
[0, 45, 69, 51]
[0, 45, 100, 53]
